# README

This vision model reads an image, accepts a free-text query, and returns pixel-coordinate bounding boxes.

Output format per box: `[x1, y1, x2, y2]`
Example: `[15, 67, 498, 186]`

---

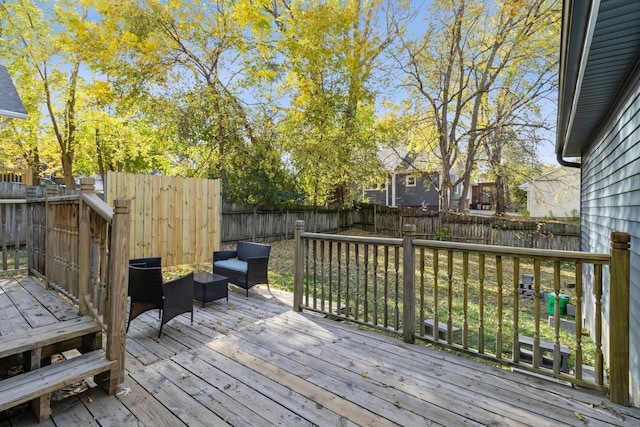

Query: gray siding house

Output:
[0, 65, 28, 127]
[558, 0, 640, 407]
[363, 149, 460, 209]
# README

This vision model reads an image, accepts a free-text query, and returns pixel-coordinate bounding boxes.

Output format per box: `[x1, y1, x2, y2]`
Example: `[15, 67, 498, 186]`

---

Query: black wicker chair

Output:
[159, 272, 194, 338]
[213, 241, 271, 296]
[127, 257, 194, 339]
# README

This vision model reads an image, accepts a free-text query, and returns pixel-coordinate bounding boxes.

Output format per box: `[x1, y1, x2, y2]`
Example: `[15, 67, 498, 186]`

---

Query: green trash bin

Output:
[547, 294, 570, 315]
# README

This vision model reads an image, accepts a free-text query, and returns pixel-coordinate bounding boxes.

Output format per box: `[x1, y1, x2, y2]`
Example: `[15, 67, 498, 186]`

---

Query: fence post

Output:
[78, 178, 95, 316]
[609, 231, 630, 406]
[293, 220, 305, 312]
[105, 198, 130, 390]
[403, 223, 416, 343]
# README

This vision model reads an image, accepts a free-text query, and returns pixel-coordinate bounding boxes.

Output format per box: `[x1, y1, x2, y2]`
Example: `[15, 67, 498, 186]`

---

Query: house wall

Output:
[580, 65, 640, 406]
[364, 172, 439, 209]
[526, 168, 580, 218]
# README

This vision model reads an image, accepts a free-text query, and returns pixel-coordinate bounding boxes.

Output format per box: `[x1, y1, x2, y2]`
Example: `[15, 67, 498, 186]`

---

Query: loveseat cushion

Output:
[214, 259, 248, 273]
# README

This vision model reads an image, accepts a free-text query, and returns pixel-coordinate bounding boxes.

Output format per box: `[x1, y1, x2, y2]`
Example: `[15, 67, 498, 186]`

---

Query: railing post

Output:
[609, 232, 630, 406]
[106, 198, 130, 389]
[78, 178, 95, 315]
[293, 220, 305, 312]
[26, 186, 36, 274]
[44, 185, 58, 288]
[402, 224, 416, 343]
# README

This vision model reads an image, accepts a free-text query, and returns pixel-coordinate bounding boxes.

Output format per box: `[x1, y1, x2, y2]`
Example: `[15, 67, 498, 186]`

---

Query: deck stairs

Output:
[0, 316, 116, 422]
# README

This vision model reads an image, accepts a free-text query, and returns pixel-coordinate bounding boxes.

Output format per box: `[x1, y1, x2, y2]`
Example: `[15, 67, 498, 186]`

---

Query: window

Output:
[405, 175, 416, 187]
[366, 178, 386, 191]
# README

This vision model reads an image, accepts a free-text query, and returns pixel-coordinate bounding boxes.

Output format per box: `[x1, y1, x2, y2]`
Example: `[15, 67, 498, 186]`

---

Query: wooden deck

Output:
[2, 276, 640, 426]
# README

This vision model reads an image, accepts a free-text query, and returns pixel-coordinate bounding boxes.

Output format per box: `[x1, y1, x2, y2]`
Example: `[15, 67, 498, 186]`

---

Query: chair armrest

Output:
[246, 256, 269, 284]
[214, 250, 237, 262]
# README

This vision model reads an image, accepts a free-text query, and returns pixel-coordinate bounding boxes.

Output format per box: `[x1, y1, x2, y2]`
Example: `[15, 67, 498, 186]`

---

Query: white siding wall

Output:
[526, 167, 580, 218]
[581, 67, 640, 406]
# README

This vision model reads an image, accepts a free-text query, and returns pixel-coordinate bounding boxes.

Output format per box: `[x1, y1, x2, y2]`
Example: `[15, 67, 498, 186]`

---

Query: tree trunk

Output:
[494, 173, 506, 215]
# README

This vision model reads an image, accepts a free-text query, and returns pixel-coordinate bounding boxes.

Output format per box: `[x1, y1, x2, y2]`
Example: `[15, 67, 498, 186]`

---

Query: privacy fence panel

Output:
[221, 203, 354, 244]
[105, 172, 221, 266]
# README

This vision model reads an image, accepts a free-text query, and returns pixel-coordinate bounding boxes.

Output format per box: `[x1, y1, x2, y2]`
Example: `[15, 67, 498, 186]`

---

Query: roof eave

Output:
[0, 109, 28, 120]
[556, 0, 595, 160]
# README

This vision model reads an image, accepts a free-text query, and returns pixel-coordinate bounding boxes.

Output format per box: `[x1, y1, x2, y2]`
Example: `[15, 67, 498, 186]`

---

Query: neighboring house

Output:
[363, 148, 461, 209]
[518, 167, 580, 218]
[558, 0, 640, 407]
[0, 65, 28, 128]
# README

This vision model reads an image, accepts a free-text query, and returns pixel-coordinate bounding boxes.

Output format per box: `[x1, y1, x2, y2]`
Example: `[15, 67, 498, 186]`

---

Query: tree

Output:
[1, 0, 95, 188]
[397, 0, 560, 212]
[246, 0, 411, 205]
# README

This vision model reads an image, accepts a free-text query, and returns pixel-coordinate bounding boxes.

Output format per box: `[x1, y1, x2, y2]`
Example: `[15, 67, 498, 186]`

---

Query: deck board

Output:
[1, 280, 640, 426]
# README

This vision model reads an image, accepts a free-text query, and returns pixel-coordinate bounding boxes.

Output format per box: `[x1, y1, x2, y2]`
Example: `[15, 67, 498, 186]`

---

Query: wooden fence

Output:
[221, 203, 354, 244]
[105, 172, 221, 266]
[354, 204, 580, 251]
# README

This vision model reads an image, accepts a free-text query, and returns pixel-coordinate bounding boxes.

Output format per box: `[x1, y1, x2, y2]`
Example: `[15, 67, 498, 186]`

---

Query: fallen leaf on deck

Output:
[361, 371, 368, 377]
[573, 411, 587, 423]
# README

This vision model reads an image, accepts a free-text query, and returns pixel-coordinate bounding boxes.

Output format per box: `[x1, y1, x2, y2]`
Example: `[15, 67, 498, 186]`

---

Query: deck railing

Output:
[26, 178, 130, 385]
[293, 220, 631, 406]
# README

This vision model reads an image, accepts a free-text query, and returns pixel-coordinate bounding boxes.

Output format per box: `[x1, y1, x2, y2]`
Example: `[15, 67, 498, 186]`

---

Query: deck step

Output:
[0, 349, 116, 421]
[0, 316, 101, 362]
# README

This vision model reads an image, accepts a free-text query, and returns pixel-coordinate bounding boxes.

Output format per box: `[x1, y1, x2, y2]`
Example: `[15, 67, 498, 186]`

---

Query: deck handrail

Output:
[293, 220, 631, 406]
[25, 178, 130, 387]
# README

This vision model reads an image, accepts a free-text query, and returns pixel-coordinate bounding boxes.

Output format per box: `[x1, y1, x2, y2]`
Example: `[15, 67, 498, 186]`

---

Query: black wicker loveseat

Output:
[213, 241, 271, 296]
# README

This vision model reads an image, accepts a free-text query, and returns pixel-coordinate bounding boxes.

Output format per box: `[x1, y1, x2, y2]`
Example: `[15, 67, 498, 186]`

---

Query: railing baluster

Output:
[328, 241, 333, 315]
[384, 246, 389, 327]
[14, 204, 23, 270]
[312, 239, 317, 310]
[574, 261, 583, 380]
[462, 252, 469, 349]
[513, 257, 520, 363]
[1, 204, 7, 270]
[320, 240, 325, 312]
[373, 244, 378, 326]
[553, 260, 561, 375]
[364, 244, 369, 323]
[304, 239, 310, 307]
[533, 259, 541, 369]
[594, 264, 603, 386]
[496, 255, 503, 359]
[345, 243, 350, 318]
[433, 249, 439, 341]
[420, 247, 425, 336]
[479, 254, 485, 354]
[337, 241, 342, 316]
[354, 243, 360, 320]
[447, 250, 453, 344]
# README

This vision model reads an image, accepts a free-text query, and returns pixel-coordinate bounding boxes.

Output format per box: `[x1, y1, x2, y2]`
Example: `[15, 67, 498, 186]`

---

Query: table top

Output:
[193, 272, 227, 284]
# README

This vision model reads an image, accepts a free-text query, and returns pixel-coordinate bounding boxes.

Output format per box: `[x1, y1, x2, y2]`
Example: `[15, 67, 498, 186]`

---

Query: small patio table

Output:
[193, 272, 229, 307]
